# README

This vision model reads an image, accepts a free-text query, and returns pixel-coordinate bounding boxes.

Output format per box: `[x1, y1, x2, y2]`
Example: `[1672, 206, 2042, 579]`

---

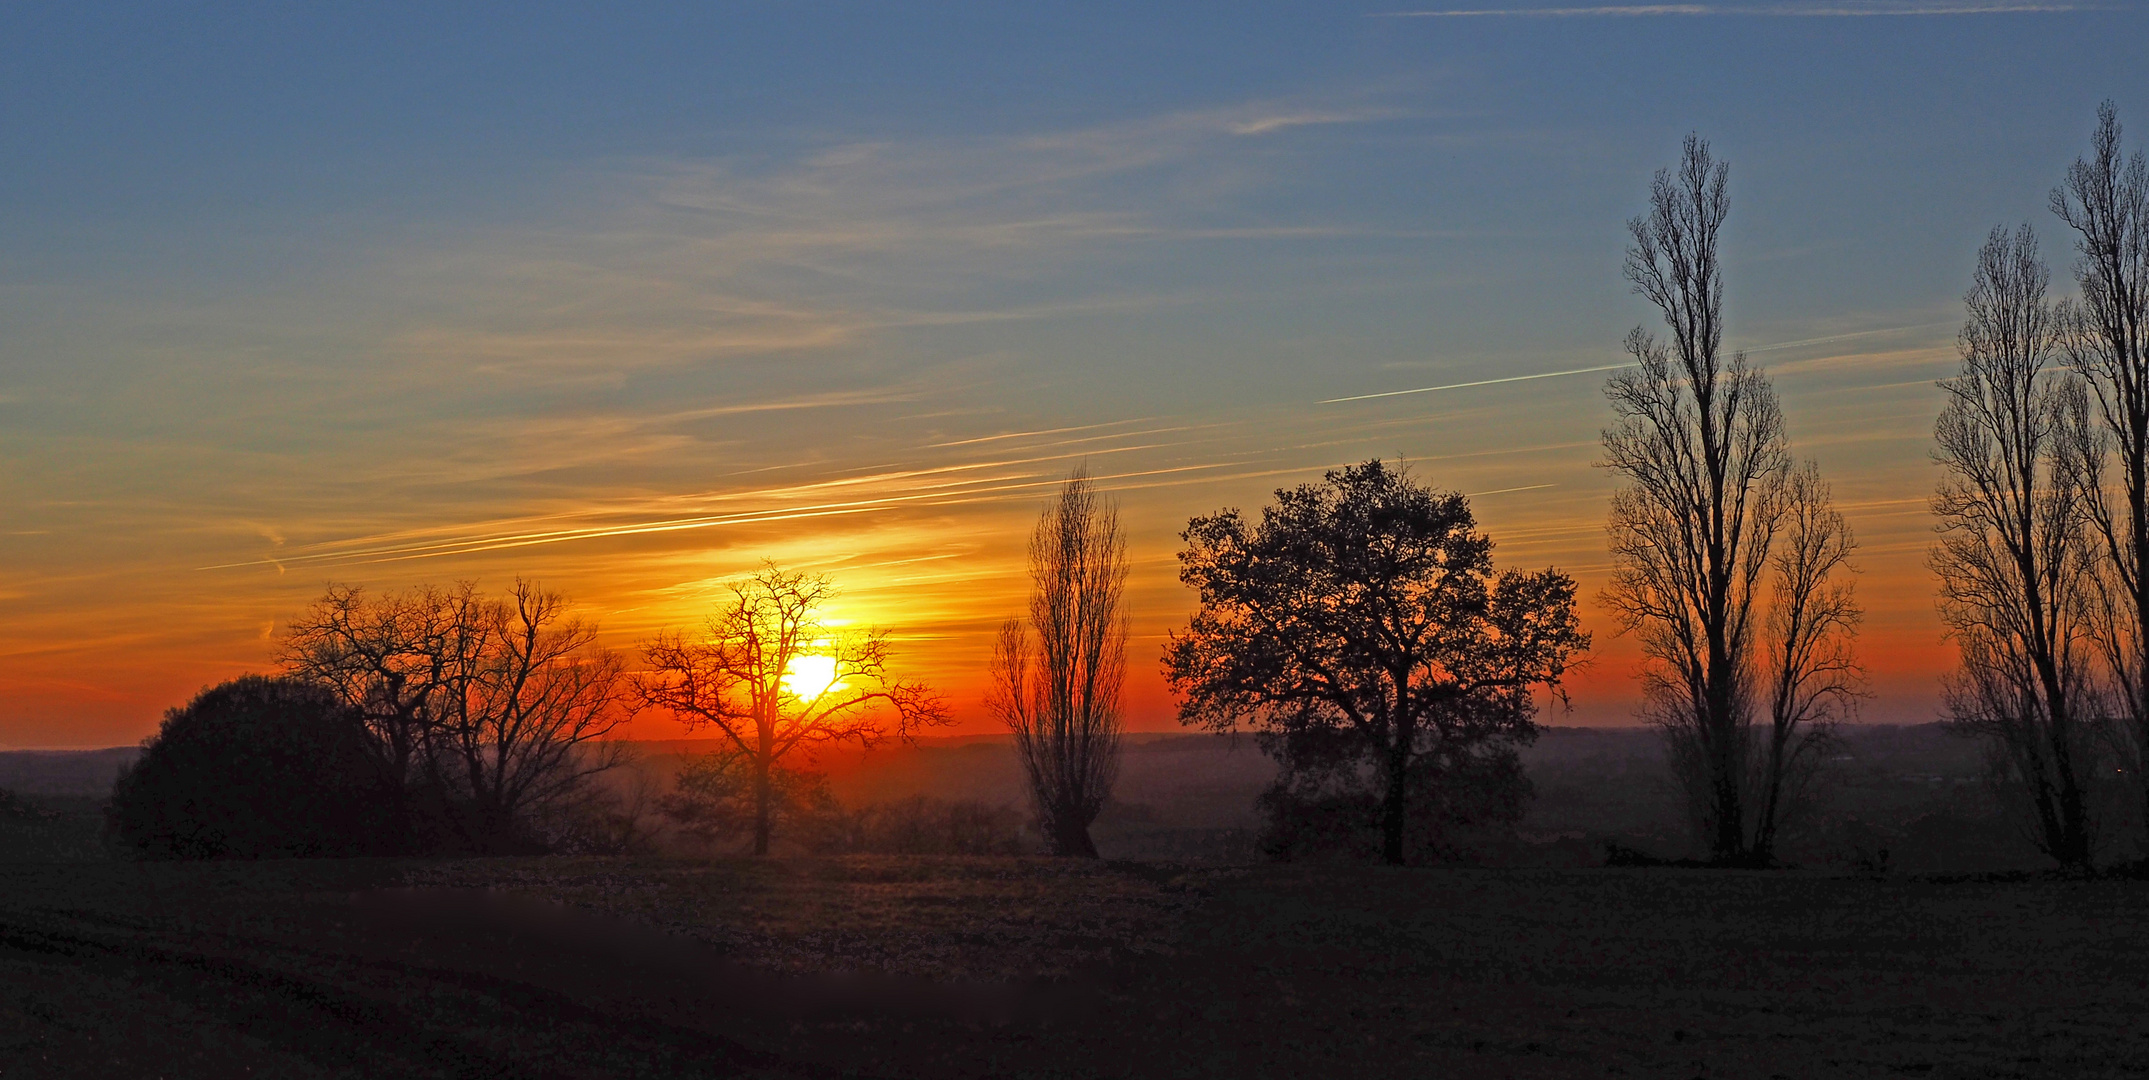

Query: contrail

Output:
[1319, 363, 1635, 404]
[1321, 319, 1956, 404]
[1741, 320, 1955, 353]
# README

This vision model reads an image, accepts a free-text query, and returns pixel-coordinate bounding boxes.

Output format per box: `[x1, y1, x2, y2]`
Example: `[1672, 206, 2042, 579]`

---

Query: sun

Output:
[782, 653, 841, 702]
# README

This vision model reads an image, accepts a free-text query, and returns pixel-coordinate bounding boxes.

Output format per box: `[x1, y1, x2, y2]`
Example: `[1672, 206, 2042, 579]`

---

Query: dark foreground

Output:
[3, 836, 2146, 1077]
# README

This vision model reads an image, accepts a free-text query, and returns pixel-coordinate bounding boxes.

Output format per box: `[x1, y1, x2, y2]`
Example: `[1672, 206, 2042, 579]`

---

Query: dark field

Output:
[4, 789, 2148, 1079]
[3, 724, 2067, 870]
[617, 724, 2061, 871]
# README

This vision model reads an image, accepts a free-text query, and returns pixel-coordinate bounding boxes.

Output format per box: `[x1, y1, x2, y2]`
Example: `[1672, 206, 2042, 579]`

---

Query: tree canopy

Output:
[107, 675, 393, 860]
[1165, 460, 1588, 864]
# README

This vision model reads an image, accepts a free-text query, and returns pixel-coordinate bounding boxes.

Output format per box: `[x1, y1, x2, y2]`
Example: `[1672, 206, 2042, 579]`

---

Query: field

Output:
[1, 725, 2069, 870]
[595, 724, 2060, 870]
[4, 790, 2149, 1079]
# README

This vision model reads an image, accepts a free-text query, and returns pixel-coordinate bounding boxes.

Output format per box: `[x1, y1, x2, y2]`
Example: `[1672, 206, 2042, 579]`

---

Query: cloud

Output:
[378, 103, 1406, 381]
[1224, 109, 1406, 136]
[1740, 321, 1957, 354]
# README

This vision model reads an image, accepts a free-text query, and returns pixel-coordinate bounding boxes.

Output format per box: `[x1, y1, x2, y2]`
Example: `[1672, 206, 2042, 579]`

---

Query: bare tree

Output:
[1749, 464, 1864, 862]
[1602, 135, 1789, 863]
[636, 565, 948, 856]
[425, 580, 631, 849]
[1933, 224, 2103, 869]
[280, 581, 492, 848]
[281, 579, 631, 852]
[988, 467, 1128, 858]
[2052, 102, 2149, 835]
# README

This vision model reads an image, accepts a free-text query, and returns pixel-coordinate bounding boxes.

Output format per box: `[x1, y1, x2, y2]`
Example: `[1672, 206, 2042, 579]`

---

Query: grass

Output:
[401, 855, 1212, 981]
[3, 792, 2148, 1077]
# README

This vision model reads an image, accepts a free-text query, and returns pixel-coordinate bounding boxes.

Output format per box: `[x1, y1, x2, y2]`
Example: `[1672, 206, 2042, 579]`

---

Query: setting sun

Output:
[782, 653, 841, 702]
[8, 8, 2149, 1075]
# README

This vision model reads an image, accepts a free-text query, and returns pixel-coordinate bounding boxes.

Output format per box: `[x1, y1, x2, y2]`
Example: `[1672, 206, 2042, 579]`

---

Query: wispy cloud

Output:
[1318, 363, 1638, 403]
[1741, 320, 1955, 353]
[372, 98, 1410, 384]
[1224, 108, 1406, 136]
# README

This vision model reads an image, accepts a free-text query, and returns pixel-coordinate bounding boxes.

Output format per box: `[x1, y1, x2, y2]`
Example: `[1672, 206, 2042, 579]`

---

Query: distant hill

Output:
[0, 748, 139, 796]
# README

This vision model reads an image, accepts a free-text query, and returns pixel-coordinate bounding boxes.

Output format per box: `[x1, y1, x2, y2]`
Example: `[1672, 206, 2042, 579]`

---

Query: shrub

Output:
[107, 675, 395, 859]
[0, 788, 58, 822]
[657, 749, 842, 854]
[1256, 726, 1531, 864]
[533, 751, 666, 855]
[826, 796, 1033, 856]
[654, 749, 1034, 855]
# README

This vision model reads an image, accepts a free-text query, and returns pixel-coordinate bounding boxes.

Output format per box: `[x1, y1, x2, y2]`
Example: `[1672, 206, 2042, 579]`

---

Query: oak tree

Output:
[1165, 461, 1587, 865]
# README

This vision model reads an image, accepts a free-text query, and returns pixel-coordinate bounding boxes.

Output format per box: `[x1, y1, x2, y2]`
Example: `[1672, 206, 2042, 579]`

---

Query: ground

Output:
[2, 792, 2147, 1079]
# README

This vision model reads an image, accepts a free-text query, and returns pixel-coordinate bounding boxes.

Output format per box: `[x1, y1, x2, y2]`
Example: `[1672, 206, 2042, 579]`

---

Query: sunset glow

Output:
[782, 653, 842, 704]
[0, 6, 2140, 748]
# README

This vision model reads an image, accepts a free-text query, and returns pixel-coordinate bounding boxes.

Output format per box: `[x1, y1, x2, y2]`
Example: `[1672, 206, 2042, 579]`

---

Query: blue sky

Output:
[2, 1, 2143, 744]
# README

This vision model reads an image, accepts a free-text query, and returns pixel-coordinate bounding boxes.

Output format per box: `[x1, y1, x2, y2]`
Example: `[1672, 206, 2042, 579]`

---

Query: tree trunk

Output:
[1705, 654, 1746, 864]
[2034, 641, 2095, 869]
[1051, 808, 1100, 858]
[1749, 735, 1783, 868]
[2050, 725, 2094, 869]
[752, 756, 773, 857]
[1711, 759, 1743, 862]
[1380, 748, 1409, 866]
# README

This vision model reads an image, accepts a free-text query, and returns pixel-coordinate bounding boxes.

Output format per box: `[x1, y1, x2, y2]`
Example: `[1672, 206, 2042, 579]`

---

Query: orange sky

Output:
[0, 322, 1963, 748]
[5, 9, 2132, 748]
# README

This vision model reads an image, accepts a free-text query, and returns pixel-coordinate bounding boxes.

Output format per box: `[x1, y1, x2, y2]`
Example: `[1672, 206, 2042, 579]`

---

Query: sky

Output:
[1, 1, 2143, 747]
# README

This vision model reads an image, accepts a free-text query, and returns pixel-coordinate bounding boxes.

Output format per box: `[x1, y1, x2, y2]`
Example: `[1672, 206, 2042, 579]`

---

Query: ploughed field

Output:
[4, 802, 2148, 1079]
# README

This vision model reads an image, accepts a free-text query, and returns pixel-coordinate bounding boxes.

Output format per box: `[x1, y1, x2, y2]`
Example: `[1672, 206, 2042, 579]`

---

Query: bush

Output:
[657, 750, 843, 854]
[0, 788, 58, 822]
[1257, 726, 1531, 864]
[532, 751, 666, 856]
[654, 749, 1034, 855]
[107, 675, 396, 859]
[823, 796, 1033, 855]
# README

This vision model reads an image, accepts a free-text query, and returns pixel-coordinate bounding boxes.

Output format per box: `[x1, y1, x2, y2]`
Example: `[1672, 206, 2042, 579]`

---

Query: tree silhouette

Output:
[636, 565, 948, 856]
[1751, 464, 1864, 862]
[657, 748, 839, 852]
[2052, 102, 2149, 837]
[988, 467, 1127, 858]
[279, 581, 486, 849]
[1601, 134, 1862, 865]
[422, 580, 631, 851]
[1165, 461, 1587, 865]
[107, 676, 393, 859]
[280, 580, 630, 853]
[1933, 224, 2103, 869]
